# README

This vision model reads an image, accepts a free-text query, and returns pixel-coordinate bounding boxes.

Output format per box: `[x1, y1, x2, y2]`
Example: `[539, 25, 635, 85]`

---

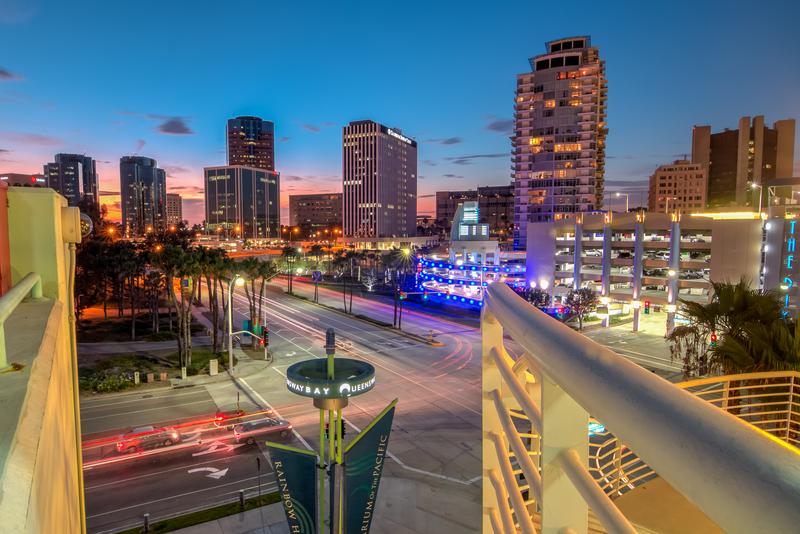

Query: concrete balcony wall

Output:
[0, 187, 83, 533]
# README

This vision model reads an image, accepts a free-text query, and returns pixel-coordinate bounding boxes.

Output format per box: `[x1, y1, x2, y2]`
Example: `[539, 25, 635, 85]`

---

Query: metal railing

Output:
[590, 371, 800, 499]
[0, 272, 43, 368]
[482, 282, 800, 534]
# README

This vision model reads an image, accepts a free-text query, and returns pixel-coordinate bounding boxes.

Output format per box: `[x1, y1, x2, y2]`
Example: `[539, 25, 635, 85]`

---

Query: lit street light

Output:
[227, 274, 246, 374]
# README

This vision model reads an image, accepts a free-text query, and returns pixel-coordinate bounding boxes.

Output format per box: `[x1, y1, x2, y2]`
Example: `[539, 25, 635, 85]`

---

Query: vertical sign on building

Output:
[266, 442, 318, 534]
[343, 399, 397, 534]
[784, 219, 796, 311]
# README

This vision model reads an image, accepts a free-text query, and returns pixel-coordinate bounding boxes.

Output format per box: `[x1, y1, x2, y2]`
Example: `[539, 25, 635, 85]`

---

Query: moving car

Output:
[233, 417, 292, 445]
[116, 426, 181, 454]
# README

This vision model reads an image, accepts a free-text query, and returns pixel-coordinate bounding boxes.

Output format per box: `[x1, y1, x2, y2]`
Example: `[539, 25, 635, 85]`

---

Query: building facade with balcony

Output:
[342, 120, 417, 239]
[647, 160, 708, 214]
[204, 165, 280, 239]
[513, 36, 607, 249]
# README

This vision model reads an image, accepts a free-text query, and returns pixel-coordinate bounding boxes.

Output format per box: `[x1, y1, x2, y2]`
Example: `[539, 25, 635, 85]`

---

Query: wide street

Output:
[80, 274, 683, 533]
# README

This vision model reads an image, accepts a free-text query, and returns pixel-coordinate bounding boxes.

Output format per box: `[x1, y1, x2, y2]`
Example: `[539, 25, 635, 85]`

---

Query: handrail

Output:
[484, 282, 800, 533]
[0, 272, 43, 368]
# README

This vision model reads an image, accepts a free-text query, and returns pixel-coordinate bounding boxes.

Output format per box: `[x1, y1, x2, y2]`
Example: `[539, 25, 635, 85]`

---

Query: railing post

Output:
[481, 309, 504, 533]
[541, 375, 588, 534]
[0, 323, 5, 369]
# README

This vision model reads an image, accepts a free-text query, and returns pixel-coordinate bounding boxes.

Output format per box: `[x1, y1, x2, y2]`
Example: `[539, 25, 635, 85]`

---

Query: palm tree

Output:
[281, 246, 299, 294]
[154, 245, 201, 368]
[668, 279, 792, 376]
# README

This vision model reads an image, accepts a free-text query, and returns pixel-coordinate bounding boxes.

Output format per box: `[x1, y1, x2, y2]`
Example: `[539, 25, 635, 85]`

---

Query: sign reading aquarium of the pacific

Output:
[344, 400, 397, 534]
[285, 358, 376, 399]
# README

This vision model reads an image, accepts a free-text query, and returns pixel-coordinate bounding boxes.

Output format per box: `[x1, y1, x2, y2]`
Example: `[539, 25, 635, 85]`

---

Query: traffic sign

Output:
[312, 271, 322, 282]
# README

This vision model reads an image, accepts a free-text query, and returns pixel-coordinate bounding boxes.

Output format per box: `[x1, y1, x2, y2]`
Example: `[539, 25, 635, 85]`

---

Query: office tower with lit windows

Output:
[43, 153, 98, 207]
[692, 116, 795, 208]
[342, 120, 417, 238]
[513, 36, 607, 249]
[289, 193, 342, 231]
[120, 156, 167, 236]
[166, 193, 183, 226]
[226, 116, 275, 171]
[647, 160, 707, 214]
[204, 166, 280, 239]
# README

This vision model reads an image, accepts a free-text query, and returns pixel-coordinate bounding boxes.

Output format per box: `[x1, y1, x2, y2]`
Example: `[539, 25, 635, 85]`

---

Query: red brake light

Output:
[216, 415, 224, 421]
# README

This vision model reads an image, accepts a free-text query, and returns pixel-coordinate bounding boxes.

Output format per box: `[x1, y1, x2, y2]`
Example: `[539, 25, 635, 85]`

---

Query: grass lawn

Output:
[117, 492, 280, 533]
[79, 347, 233, 393]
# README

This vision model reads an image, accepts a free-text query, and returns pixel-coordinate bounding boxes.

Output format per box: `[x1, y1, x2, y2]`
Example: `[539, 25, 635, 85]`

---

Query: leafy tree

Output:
[565, 287, 597, 331]
[527, 287, 551, 308]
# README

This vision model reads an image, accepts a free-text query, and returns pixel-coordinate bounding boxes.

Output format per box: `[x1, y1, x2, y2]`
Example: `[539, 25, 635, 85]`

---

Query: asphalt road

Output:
[80, 276, 683, 533]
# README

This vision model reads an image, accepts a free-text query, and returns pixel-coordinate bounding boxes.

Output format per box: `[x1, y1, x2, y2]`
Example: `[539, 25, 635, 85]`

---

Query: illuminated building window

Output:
[529, 137, 542, 145]
[554, 143, 581, 152]
[545, 100, 556, 108]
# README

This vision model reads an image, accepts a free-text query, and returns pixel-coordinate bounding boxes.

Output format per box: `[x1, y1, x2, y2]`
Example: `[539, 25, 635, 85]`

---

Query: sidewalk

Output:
[77, 336, 210, 355]
[170, 503, 288, 534]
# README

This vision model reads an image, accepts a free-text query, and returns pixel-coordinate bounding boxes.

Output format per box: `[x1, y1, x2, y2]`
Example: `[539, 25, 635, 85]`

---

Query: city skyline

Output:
[1, 1, 799, 225]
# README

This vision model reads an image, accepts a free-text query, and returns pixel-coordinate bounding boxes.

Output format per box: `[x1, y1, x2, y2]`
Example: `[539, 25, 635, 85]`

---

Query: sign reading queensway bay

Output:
[286, 358, 376, 399]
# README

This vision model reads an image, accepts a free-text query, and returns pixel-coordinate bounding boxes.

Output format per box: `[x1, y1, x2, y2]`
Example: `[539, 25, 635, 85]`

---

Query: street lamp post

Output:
[227, 274, 246, 374]
[615, 192, 629, 212]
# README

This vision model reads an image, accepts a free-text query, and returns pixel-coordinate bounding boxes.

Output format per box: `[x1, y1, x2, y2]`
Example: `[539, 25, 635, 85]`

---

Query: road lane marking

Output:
[84, 456, 240, 490]
[87, 477, 277, 519]
[192, 441, 246, 457]
[90, 481, 278, 534]
[188, 466, 229, 479]
[238, 377, 314, 451]
[80, 389, 207, 411]
[81, 399, 213, 422]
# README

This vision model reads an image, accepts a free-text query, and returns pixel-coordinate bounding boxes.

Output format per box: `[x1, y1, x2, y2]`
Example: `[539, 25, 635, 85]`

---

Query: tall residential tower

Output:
[120, 156, 167, 236]
[513, 36, 607, 249]
[226, 116, 275, 171]
[342, 120, 417, 238]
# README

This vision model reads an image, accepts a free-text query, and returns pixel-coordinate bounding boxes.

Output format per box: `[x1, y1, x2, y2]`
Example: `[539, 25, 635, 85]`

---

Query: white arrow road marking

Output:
[207, 468, 229, 479]
[192, 440, 246, 457]
[187, 467, 229, 479]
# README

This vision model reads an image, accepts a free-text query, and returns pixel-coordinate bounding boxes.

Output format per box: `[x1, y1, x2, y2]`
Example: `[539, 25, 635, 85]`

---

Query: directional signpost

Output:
[267, 327, 396, 534]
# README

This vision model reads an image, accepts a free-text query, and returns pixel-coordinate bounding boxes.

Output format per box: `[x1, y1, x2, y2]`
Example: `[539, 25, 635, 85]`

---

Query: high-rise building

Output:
[692, 116, 796, 208]
[647, 160, 708, 214]
[227, 116, 275, 171]
[289, 193, 342, 231]
[342, 120, 417, 238]
[204, 166, 280, 239]
[166, 193, 183, 226]
[120, 156, 167, 236]
[513, 36, 607, 249]
[435, 184, 514, 236]
[43, 153, 98, 207]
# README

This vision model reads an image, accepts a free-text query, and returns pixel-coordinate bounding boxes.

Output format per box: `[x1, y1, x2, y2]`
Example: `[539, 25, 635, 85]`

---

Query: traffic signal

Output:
[259, 337, 265, 348]
[644, 300, 651, 315]
[710, 332, 718, 348]
[264, 326, 269, 346]
[399, 291, 407, 301]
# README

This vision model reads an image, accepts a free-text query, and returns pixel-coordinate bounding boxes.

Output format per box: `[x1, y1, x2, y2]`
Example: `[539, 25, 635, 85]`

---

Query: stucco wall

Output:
[0, 187, 83, 532]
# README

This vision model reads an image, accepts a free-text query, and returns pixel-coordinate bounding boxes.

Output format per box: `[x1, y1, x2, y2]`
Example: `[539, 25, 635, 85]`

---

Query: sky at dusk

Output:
[1, 0, 799, 224]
